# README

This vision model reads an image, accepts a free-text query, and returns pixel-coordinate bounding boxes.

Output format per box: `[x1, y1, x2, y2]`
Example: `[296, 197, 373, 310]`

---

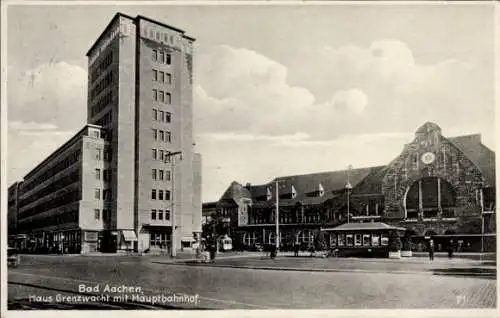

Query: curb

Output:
[153, 261, 496, 278]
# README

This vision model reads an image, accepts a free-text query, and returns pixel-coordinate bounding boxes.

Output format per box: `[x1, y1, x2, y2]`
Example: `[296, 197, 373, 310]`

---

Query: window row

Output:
[152, 169, 171, 181]
[18, 210, 79, 232]
[20, 150, 81, 194]
[152, 129, 172, 143]
[152, 50, 172, 65]
[94, 110, 113, 128]
[151, 189, 171, 201]
[19, 170, 80, 208]
[153, 109, 171, 123]
[19, 190, 80, 219]
[329, 233, 389, 247]
[94, 188, 112, 201]
[151, 209, 171, 221]
[91, 52, 113, 83]
[152, 69, 172, 84]
[152, 149, 172, 162]
[90, 91, 113, 118]
[152, 89, 172, 104]
[91, 71, 113, 101]
[95, 169, 112, 182]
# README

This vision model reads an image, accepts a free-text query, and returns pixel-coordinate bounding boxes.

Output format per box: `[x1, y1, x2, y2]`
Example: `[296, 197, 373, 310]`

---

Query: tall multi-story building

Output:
[205, 122, 496, 252]
[8, 13, 202, 254]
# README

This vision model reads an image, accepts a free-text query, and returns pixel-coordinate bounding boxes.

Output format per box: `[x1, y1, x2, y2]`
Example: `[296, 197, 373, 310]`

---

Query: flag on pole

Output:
[291, 185, 297, 199]
[318, 183, 324, 197]
[266, 187, 272, 201]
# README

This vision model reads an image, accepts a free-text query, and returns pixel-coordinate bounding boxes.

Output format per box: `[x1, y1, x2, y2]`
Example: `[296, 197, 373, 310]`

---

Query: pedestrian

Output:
[448, 239, 454, 259]
[294, 242, 300, 257]
[209, 243, 216, 263]
[428, 239, 435, 261]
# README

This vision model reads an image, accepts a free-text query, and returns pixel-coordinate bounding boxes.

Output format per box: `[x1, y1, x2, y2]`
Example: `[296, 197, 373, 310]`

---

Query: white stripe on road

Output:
[9, 270, 270, 309]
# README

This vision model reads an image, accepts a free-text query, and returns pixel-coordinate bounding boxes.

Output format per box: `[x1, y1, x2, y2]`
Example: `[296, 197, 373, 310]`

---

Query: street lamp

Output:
[165, 151, 183, 257]
[345, 165, 353, 224]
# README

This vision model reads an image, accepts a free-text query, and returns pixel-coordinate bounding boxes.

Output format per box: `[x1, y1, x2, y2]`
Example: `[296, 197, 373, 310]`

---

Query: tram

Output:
[218, 235, 233, 252]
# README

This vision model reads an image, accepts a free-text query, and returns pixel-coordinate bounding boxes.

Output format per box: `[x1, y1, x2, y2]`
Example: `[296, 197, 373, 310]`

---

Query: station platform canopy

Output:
[321, 222, 406, 232]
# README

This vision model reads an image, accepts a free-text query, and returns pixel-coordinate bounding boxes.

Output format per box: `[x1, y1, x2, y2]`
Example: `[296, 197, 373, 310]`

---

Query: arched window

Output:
[405, 177, 456, 219]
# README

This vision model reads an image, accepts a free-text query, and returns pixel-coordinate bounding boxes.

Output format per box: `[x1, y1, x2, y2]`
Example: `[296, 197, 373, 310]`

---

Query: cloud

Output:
[8, 61, 88, 130]
[8, 121, 58, 131]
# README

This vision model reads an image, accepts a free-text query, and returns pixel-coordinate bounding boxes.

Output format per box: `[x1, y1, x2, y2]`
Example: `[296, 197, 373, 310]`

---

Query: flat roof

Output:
[322, 222, 406, 232]
[86, 13, 195, 57]
[22, 124, 104, 181]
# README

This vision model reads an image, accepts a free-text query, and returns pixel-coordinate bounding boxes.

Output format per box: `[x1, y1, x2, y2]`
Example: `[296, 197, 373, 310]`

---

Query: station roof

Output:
[322, 222, 406, 232]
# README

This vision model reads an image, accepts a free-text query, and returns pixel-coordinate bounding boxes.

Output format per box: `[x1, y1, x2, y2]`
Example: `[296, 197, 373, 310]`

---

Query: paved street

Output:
[8, 254, 496, 309]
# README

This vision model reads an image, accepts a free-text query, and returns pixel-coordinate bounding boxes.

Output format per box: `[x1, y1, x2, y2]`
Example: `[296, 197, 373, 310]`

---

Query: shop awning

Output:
[122, 230, 137, 241]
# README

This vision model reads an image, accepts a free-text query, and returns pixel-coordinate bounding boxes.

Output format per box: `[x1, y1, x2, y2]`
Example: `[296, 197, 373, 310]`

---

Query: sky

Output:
[6, 3, 497, 202]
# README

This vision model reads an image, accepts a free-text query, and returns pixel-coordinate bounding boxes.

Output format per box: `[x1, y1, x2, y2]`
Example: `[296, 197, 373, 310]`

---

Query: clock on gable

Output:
[421, 152, 436, 165]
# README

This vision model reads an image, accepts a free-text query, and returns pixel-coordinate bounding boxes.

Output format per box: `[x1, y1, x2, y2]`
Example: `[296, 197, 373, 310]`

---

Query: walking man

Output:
[447, 239, 454, 259]
[429, 239, 435, 261]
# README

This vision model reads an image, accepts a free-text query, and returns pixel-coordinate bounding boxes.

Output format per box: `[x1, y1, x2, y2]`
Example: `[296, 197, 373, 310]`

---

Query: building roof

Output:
[219, 181, 252, 204]
[448, 135, 496, 187]
[208, 125, 495, 209]
[322, 222, 406, 231]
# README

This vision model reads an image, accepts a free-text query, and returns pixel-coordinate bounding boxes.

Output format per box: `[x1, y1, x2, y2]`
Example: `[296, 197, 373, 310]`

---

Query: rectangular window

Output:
[95, 148, 102, 160]
[152, 149, 157, 160]
[153, 129, 158, 140]
[363, 234, 371, 246]
[159, 71, 164, 83]
[158, 210, 164, 220]
[159, 111, 164, 122]
[152, 50, 158, 62]
[166, 53, 171, 65]
[94, 209, 100, 220]
[165, 190, 171, 201]
[153, 69, 158, 81]
[165, 131, 171, 143]
[95, 168, 101, 180]
[153, 89, 158, 101]
[159, 190, 164, 200]
[160, 51, 165, 64]
[152, 169, 157, 180]
[346, 234, 354, 246]
[166, 73, 172, 84]
[159, 150, 164, 162]
[372, 234, 380, 246]
[151, 189, 157, 200]
[103, 169, 111, 182]
[93, 131, 100, 138]
[337, 234, 345, 246]
[94, 189, 100, 200]
[354, 234, 362, 246]
[165, 112, 171, 123]
[159, 170, 164, 180]
[166, 93, 171, 104]
[165, 209, 170, 220]
[159, 130, 165, 141]
[151, 209, 157, 220]
[165, 170, 171, 181]
[381, 235, 389, 246]
[330, 233, 337, 246]
[153, 109, 158, 120]
[165, 151, 171, 163]
[159, 91, 164, 103]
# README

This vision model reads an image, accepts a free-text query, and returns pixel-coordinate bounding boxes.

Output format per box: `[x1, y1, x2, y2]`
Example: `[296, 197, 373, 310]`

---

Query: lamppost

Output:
[273, 180, 286, 252]
[165, 151, 182, 257]
[345, 165, 353, 224]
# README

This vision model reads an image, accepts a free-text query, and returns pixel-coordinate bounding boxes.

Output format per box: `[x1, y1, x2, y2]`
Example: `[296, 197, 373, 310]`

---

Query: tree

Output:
[388, 231, 402, 252]
[314, 230, 329, 251]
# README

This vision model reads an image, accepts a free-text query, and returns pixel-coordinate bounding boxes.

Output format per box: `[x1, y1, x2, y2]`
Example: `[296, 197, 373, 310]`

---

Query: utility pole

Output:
[165, 151, 182, 257]
[273, 179, 287, 252]
[345, 165, 353, 224]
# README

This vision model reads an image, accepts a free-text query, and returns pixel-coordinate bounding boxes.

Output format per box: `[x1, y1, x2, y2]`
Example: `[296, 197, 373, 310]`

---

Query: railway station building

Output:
[204, 122, 496, 252]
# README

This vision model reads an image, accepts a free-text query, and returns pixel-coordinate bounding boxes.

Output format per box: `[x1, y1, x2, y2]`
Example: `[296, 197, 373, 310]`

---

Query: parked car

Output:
[8, 247, 20, 268]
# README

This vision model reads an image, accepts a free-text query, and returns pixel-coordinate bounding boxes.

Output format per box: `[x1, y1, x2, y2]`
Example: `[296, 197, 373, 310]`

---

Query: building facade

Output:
[204, 122, 496, 252]
[8, 13, 202, 254]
